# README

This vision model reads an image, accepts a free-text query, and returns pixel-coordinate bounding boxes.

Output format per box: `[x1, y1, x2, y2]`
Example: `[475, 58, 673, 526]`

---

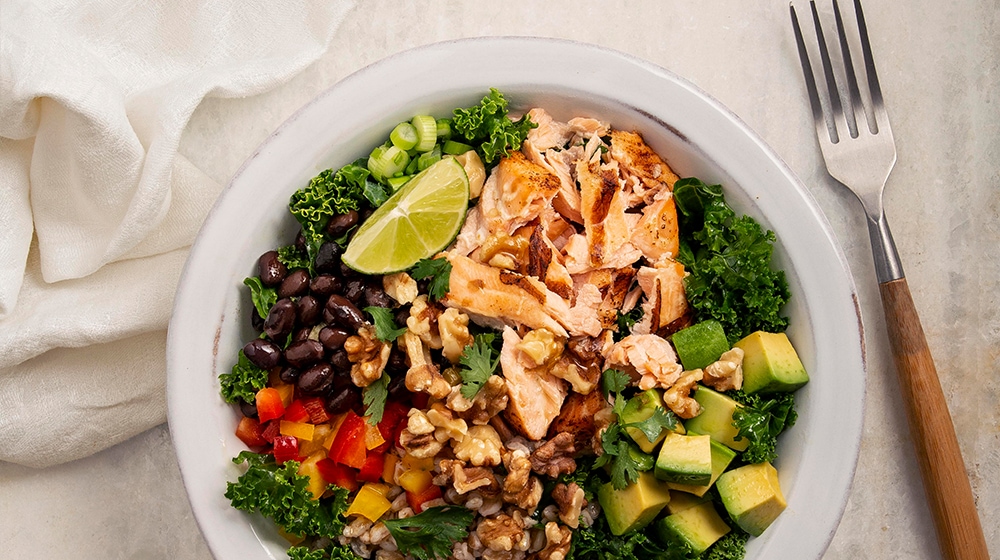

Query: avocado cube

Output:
[655, 501, 731, 555]
[671, 320, 730, 370]
[666, 490, 708, 515]
[597, 471, 673, 536]
[654, 432, 712, 486]
[716, 462, 787, 537]
[621, 389, 670, 453]
[734, 331, 810, 394]
[667, 439, 738, 497]
[683, 386, 748, 452]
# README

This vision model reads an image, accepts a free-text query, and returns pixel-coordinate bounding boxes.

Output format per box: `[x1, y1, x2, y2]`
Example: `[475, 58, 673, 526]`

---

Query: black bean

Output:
[387, 373, 409, 400]
[329, 348, 351, 371]
[296, 295, 321, 326]
[279, 367, 301, 384]
[394, 305, 411, 327]
[326, 210, 359, 238]
[325, 386, 361, 415]
[285, 339, 325, 368]
[319, 326, 351, 351]
[360, 207, 375, 222]
[364, 283, 394, 308]
[386, 346, 408, 375]
[293, 327, 312, 342]
[315, 242, 343, 274]
[258, 250, 287, 286]
[294, 230, 307, 255]
[251, 307, 265, 331]
[263, 298, 296, 341]
[310, 275, 341, 298]
[325, 294, 365, 331]
[278, 269, 310, 298]
[339, 261, 360, 278]
[239, 399, 259, 419]
[243, 338, 282, 369]
[342, 278, 366, 304]
[298, 363, 335, 394]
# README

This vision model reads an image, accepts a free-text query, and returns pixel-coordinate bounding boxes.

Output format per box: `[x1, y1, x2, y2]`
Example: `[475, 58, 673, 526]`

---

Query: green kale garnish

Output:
[567, 513, 673, 559]
[219, 350, 268, 404]
[287, 544, 363, 560]
[277, 244, 312, 271]
[701, 530, 749, 560]
[673, 178, 790, 345]
[457, 332, 501, 399]
[364, 306, 407, 342]
[614, 306, 644, 341]
[289, 162, 370, 260]
[729, 390, 798, 464]
[451, 88, 537, 165]
[243, 276, 277, 319]
[382, 505, 474, 560]
[225, 452, 349, 540]
[410, 257, 452, 301]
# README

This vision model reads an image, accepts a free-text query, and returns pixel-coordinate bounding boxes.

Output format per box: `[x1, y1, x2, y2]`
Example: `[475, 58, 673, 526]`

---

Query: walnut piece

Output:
[551, 483, 585, 529]
[702, 347, 745, 392]
[438, 459, 500, 495]
[406, 295, 443, 349]
[439, 307, 474, 363]
[547, 355, 599, 394]
[530, 432, 576, 478]
[383, 272, 418, 305]
[515, 328, 563, 368]
[447, 375, 509, 425]
[454, 425, 504, 467]
[399, 409, 444, 458]
[476, 512, 527, 553]
[663, 369, 704, 419]
[401, 330, 451, 399]
[426, 402, 469, 444]
[501, 449, 542, 514]
[344, 325, 391, 388]
[537, 522, 572, 560]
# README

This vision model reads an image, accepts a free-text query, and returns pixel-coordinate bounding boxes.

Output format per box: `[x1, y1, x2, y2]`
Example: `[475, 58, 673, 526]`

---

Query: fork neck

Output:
[866, 209, 904, 283]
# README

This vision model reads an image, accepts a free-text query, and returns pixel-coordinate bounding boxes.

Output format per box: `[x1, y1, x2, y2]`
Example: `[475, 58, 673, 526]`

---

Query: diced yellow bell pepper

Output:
[278, 527, 306, 545]
[401, 453, 435, 472]
[280, 420, 316, 441]
[382, 453, 399, 485]
[274, 383, 295, 408]
[346, 483, 392, 522]
[323, 413, 348, 450]
[365, 422, 386, 450]
[300, 423, 331, 457]
[398, 468, 434, 494]
[297, 452, 329, 501]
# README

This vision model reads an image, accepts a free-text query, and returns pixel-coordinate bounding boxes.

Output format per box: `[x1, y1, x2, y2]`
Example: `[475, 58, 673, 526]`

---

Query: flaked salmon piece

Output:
[562, 282, 604, 337]
[631, 188, 681, 262]
[610, 130, 680, 204]
[632, 260, 690, 335]
[567, 117, 610, 144]
[500, 327, 569, 440]
[604, 333, 683, 390]
[527, 222, 574, 302]
[576, 158, 642, 269]
[479, 151, 562, 235]
[572, 266, 637, 330]
[547, 147, 584, 224]
[562, 233, 593, 275]
[525, 108, 574, 151]
[441, 253, 570, 337]
[540, 206, 575, 252]
[451, 205, 488, 257]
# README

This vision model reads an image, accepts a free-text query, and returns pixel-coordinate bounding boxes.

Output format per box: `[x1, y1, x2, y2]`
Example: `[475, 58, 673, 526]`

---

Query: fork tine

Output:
[831, 0, 864, 137]
[808, 0, 849, 144]
[789, 3, 833, 144]
[853, 0, 891, 135]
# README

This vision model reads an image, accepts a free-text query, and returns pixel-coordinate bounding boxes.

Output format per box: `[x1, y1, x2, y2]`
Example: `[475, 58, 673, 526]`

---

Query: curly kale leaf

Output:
[289, 161, 371, 260]
[673, 177, 790, 345]
[225, 452, 349, 540]
[277, 244, 312, 271]
[244, 276, 277, 319]
[701, 530, 749, 560]
[452, 88, 536, 165]
[287, 544, 363, 560]
[219, 350, 268, 404]
[729, 390, 798, 464]
[567, 514, 675, 560]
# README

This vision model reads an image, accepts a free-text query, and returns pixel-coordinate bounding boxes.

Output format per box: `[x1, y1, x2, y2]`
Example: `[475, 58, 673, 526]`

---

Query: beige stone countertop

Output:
[1, 1, 997, 558]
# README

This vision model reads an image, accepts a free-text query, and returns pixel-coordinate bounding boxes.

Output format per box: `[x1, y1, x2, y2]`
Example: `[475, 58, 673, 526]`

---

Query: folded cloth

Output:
[0, 0, 354, 467]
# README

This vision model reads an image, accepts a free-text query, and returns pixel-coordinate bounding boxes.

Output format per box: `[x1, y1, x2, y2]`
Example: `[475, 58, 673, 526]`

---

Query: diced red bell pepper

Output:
[372, 401, 409, 454]
[282, 399, 311, 423]
[328, 409, 368, 469]
[272, 435, 300, 465]
[235, 416, 267, 447]
[260, 420, 281, 444]
[357, 452, 386, 483]
[256, 387, 286, 423]
[406, 484, 442, 514]
[316, 458, 359, 492]
[411, 392, 429, 410]
[301, 397, 331, 424]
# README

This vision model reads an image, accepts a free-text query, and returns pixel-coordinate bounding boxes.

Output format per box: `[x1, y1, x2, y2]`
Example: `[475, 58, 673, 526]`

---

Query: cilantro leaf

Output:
[244, 276, 277, 319]
[458, 333, 500, 399]
[729, 390, 798, 464]
[382, 505, 474, 560]
[410, 257, 452, 301]
[219, 350, 268, 404]
[601, 368, 630, 397]
[621, 407, 678, 443]
[277, 245, 311, 271]
[673, 177, 790, 344]
[362, 373, 390, 425]
[364, 306, 407, 342]
[225, 452, 349, 540]
[451, 88, 537, 165]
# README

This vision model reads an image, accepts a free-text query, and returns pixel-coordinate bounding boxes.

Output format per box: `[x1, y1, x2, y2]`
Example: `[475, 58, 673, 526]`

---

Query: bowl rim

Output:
[167, 35, 866, 560]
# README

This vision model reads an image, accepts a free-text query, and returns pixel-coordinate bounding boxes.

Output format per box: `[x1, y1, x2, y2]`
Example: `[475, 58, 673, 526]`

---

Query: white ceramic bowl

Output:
[167, 37, 865, 560]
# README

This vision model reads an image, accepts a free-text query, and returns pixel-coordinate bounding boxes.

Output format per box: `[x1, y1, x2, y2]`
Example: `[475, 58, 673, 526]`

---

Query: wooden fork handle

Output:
[879, 278, 989, 560]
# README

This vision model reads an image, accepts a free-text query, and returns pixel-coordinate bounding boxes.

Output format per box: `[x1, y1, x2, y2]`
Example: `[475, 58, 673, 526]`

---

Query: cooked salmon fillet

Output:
[576, 158, 642, 269]
[632, 260, 690, 335]
[500, 327, 569, 440]
[478, 150, 561, 236]
[631, 188, 681, 262]
[609, 130, 680, 204]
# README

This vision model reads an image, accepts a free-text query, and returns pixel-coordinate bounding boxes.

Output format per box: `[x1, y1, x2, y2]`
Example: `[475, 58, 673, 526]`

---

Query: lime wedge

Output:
[343, 157, 469, 274]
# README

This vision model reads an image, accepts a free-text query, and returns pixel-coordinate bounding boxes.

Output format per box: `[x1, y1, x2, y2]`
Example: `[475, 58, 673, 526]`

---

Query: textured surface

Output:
[1, 0, 997, 558]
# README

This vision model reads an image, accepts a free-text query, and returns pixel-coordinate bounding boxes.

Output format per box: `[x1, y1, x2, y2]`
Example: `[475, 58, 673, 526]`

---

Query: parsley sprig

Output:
[457, 332, 501, 399]
[410, 257, 452, 301]
[362, 373, 390, 425]
[364, 306, 407, 342]
[383, 506, 474, 560]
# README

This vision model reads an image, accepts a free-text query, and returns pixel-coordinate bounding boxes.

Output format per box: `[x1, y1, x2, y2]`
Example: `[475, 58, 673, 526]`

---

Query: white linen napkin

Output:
[0, 0, 355, 467]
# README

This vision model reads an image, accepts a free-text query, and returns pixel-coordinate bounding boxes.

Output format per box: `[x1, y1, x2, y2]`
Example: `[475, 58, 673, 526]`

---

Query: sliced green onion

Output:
[389, 122, 418, 151]
[404, 154, 420, 175]
[442, 139, 474, 155]
[368, 144, 410, 182]
[435, 118, 452, 141]
[417, 144, 442, 171]
[411, 115, 437, 153]
[386, 175, 411, 191]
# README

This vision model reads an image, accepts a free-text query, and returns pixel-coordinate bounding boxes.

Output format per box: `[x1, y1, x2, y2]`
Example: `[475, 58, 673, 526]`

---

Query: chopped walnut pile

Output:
[530, 432, 576, 478]
[426, 402, 470, 444]
[454, 425, 504, 467]
[515, 328, 563, 368]
[500, 448, 542, 514]
[447, 375, 509, 425]
[663, 368, 704, 419]
[537, 522, 572, 560]
[476, 511, 529, 554]
[399, 408, 444, 459]
[406, 295, 444, 349]
[702, 347, 745, 391]
[438, 459, 501, 495]
[344, 325, 391, 387]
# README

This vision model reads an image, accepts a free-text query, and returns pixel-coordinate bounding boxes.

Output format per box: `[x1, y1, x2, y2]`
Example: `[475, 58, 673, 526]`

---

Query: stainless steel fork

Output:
[789, 2, 989, 559]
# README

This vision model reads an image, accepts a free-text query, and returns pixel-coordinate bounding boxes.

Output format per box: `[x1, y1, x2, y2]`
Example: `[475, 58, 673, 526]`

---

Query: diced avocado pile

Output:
[596, 320, 810, 551]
